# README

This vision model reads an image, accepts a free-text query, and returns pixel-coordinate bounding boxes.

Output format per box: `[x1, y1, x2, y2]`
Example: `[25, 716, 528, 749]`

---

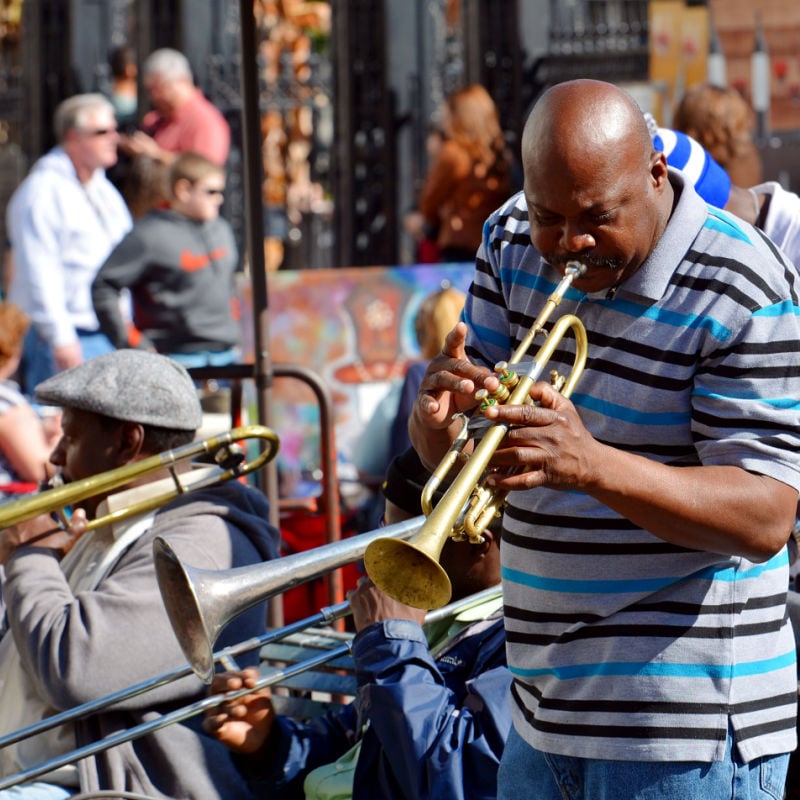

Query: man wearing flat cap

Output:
[0, 349, 280, 800]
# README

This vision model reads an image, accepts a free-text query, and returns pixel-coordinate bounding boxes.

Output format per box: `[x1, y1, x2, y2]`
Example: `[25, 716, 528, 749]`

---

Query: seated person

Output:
[0, 302, 59, 498]
[204, 446, 510, 800]
[390, 284, 466, 459]
[351, 285, 465, 532]
[92, 151, 241, 369]
[0, 349, 280, 799]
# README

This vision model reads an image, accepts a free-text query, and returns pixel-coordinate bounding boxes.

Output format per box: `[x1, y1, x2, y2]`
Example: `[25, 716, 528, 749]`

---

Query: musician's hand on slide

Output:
[349, 576, 427, 631]
[204, 667, 276, 755]
[0, 508, 87, 564]
[482, 380, 604, 492]
[416, 322, 494, 429]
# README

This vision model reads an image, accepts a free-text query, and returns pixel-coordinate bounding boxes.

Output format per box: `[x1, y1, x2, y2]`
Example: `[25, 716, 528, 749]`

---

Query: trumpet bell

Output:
[363, 537, 451, 610]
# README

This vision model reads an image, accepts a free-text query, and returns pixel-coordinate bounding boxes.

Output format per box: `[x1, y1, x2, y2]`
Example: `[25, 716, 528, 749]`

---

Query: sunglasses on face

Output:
[81, 127, 118, 137]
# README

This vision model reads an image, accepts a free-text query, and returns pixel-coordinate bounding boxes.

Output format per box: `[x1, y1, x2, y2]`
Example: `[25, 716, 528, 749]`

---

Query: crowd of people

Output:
[0, 41, 799, 800]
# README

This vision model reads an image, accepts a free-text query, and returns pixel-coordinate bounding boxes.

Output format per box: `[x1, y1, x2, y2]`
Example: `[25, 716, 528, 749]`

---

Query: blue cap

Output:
[653, 127, 732, 208]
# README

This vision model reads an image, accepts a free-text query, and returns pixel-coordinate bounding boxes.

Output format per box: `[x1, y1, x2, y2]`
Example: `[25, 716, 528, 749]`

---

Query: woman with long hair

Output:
[406, 84, 512, 263]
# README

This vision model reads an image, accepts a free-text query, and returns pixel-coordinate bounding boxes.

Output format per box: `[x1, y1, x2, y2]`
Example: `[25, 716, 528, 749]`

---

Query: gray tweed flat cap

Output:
[35, 350, 203, 431]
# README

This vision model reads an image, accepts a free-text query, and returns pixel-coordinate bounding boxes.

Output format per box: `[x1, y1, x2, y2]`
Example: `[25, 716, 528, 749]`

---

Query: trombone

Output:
[154, 513, 424, 681]
[0, 516, 499, 792]
[0, 424, 280, 533]
[0, 584, 499, 791]
[364, 261, 589, 609]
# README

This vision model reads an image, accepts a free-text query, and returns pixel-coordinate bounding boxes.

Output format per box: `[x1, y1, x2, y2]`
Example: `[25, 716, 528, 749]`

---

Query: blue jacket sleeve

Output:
[351, 617, 510, 800]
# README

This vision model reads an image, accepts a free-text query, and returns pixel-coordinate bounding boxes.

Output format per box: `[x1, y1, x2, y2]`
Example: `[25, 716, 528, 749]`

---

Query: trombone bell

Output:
[154, 516, 425, 682]
[153, 537, 218, 683]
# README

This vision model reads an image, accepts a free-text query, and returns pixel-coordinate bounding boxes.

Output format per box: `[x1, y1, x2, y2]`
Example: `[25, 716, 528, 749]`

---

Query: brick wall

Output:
[709, 0, 800, 133]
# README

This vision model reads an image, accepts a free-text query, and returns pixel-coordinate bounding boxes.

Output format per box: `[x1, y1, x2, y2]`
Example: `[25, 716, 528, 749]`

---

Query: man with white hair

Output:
[119, 47, 230, 166]
[6, 93, 133, 392]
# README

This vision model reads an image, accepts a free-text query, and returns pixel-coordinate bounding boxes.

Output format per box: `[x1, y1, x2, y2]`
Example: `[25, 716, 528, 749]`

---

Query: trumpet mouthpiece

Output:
[565, 261, 587, 278]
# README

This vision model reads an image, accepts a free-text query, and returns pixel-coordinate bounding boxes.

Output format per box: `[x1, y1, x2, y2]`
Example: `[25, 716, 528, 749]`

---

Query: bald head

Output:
[520, 80, 672, 294]
[522, 80, 654, 180]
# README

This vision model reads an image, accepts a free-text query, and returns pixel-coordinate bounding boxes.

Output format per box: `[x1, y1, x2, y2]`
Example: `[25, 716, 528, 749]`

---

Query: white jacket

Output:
[6, 148, 131, 347]
[750, 180, 800, 270]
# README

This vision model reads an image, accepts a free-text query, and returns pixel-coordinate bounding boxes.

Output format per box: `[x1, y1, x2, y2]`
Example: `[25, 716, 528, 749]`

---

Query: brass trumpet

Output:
[364, 261, 589, 609]
[0, 424, 280, 533]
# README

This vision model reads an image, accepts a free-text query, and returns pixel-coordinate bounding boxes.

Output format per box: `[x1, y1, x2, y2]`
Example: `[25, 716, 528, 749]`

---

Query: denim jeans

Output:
[0, 782, 73, 799]
[497, 724, 788, 800]
[166, 348, 238, 370]
[19, 327, 114, 395]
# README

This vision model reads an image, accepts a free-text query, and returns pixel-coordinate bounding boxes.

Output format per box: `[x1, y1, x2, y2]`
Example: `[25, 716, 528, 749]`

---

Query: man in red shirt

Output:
[119, 48, 230, 167]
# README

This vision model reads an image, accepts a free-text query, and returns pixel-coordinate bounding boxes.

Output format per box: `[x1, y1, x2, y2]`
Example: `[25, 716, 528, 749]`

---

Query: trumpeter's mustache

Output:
[547, 254, 623, 272]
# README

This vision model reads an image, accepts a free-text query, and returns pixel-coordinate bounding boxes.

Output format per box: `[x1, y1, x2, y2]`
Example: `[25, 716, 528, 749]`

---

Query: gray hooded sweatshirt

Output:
[3, 480, 280, 799]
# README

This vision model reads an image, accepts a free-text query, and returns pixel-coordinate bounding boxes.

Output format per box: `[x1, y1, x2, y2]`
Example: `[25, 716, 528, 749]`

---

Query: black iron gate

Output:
[332, 0, 396, 267]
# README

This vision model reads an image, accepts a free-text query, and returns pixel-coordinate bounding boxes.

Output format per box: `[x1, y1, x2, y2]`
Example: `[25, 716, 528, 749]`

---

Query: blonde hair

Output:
[0, 302, 29, 369]
[415, 285, 466, 360]
[445, 84, 510, 177]
[168, 151, 224, 195]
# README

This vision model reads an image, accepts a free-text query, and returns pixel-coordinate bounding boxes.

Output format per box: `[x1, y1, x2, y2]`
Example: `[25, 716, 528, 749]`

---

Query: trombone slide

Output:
[0, 583, 500, 792]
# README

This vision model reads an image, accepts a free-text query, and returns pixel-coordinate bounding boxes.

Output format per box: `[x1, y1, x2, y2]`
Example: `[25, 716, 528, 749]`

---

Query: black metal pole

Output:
[237, 0, 278, 520]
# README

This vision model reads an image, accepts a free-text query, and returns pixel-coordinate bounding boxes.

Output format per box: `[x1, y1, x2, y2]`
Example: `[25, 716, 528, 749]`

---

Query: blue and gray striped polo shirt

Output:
[464, 171, 800, 763]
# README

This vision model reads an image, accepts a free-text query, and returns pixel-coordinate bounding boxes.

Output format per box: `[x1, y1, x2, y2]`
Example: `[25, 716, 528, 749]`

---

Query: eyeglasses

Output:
[81, 127, 118, 137]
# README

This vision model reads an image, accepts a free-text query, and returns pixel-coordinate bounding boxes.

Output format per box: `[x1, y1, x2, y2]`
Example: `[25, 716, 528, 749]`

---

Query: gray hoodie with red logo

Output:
[92, 207, 240, 355]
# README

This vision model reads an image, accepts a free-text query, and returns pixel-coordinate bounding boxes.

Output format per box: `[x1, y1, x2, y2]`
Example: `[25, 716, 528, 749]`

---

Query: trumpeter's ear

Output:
[650, 150, 669, 189]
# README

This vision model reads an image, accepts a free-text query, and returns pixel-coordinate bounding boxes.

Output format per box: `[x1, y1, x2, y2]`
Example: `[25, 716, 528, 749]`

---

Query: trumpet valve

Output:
[494, 361, 519, 389]
[475, 388, 499, 410]
[451, 528, 484, 545]
[475, 361, 518, 409]
[550, 370, 567, 393]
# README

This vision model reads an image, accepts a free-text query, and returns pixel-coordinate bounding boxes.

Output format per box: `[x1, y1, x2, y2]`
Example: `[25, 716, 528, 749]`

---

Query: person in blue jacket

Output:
[204, 446, 510, 800]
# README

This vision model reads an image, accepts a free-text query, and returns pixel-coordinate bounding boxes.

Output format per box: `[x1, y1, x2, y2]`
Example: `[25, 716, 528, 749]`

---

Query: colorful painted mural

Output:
[238, 262, 476, 496]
